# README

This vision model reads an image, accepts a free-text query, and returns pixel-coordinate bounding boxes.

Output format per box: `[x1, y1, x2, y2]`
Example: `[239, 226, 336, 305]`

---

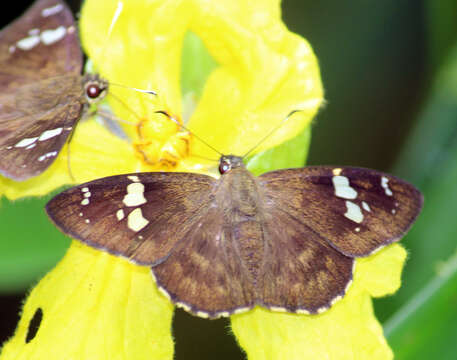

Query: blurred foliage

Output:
[2, 0, 457, 359]
[377, 35, 457, 360]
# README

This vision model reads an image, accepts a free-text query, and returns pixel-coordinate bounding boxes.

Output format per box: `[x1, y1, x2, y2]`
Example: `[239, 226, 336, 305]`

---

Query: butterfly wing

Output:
[0, 76, 83, 179]
[0, 0, 81, 85]
[251, 166, 422, 314]
[151, 202, 256, 318]
[46, 171, 257, 318]
[260, 208, 354, 314]
[259, 166, 423, 257]
[0, 0, 84, 180]
[46, 172, 218, 265]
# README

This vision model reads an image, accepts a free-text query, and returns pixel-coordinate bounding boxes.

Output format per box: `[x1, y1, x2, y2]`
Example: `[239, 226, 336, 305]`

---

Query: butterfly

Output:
[46, 154, 423, 318]
[0, 0, 109, 181]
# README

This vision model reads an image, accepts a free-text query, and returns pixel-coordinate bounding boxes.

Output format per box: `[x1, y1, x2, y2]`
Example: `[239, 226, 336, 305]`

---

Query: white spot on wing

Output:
[123, 183, 147, 207]
[332, 175, 357, 199]
[127, 175, 140, 182]
[41, 3, 64, 17]
[81, 198, 89, 206]
[330, 295, 342, 306]
[362, 201, 371, 212]
[15, 137, 38, 148]
[127, 208, 149, 232]
[38, 151, 57, 162]
[116, 209, 125, 221]
[39, 127, 63, 141]
[233, 307, 250, 315]
[196, 311, 210, 318]
[176, 301, 191, 312]
[157, 286, 171, 300]
[295, 308, 310, 315]
[381, 176, 393, 196]
[332, 168, 342, 176]
[28, 28, 40, 36]
[344, 201, 364, 223]
[81, 187, 89, 192]
[16, 35, 40, 50]
[25, 143, 36, 149]
[40, 26, 66, 45]
[269, 306, 287, 313]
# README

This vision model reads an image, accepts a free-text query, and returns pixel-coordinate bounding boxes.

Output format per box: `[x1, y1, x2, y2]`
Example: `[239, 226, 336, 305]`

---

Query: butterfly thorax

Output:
[216, 160, 265, 289]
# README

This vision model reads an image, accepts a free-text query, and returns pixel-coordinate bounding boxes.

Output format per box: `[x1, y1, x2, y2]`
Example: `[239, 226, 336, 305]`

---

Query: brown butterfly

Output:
[0, 0, 108, 180]
[46, 154, 423, 318]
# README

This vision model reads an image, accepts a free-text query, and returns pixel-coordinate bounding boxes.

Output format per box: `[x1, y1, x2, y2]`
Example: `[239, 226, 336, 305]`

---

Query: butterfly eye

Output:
[219, 160, 231, 174]
[86, 83, 103, 99]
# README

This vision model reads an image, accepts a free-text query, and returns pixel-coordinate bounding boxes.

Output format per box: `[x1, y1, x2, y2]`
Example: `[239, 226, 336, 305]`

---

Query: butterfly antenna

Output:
[65, 130, 76, 182]
[110, 82, 157, 96]
[242, 110, 303, 159]
[106, 91, 148, 124]
[156, 111, 223, 157]
[190, 153, 219, 162]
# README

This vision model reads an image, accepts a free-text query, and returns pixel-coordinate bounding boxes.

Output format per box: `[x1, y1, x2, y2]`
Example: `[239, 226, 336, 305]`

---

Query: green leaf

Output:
[376, 39, 457, 360]
[384, 252, 457, 360]
[0, 193, 70, 292]
[181, 31, 218, 100]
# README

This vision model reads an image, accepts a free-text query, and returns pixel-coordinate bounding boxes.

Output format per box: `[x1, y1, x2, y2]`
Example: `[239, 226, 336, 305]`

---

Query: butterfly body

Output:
[0, 0, 108, 180]
[46, 155, 423, 318]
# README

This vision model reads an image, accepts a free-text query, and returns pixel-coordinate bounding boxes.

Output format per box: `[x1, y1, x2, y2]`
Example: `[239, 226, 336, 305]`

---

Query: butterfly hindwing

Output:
[260, 207, 354, 314]
[259, 166, 423, 257]
[46, 172, 219, 265]
[0, 0, 84, 180]
[152, 201, 257, 318]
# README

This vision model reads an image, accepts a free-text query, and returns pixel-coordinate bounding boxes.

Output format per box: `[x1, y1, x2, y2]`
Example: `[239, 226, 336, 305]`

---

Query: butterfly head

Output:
[82, 74, 109, 104]
[218, 155, 244, 174]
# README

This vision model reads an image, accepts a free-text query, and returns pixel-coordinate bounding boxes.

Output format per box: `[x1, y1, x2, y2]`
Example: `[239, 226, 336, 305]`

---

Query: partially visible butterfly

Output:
[0, 0, 109, 180]
[46, 154, 423, 318]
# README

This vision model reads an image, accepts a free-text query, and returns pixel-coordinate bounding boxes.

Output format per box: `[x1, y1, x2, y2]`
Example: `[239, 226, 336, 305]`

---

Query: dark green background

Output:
[2, 0, 457, 359]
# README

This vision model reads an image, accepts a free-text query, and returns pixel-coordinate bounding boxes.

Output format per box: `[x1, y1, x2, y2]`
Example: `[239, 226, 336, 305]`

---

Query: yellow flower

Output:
[1, 1, 404, 359]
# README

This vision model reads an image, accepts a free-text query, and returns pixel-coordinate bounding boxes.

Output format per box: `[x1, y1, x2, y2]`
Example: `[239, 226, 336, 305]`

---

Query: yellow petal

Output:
[188, 0, 323, 158]
[80, 0, 323, 167]
[0, 241, 174, 360]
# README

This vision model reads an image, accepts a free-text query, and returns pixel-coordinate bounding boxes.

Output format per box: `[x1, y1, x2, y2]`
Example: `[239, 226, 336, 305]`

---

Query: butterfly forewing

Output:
[259, 166, 423, 257]
[0, 0, 81, 88]
[0, 0, 99, 180]
[46, 172, 218, 265]
[0, 76, 83, 179]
